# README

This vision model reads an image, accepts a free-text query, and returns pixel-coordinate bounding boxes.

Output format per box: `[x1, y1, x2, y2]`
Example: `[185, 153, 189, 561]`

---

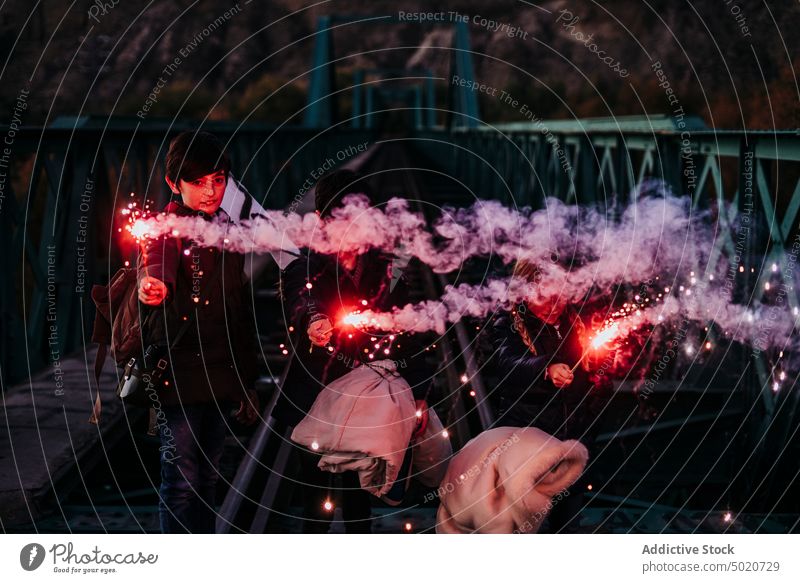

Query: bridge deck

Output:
[0, 346, 131, 528]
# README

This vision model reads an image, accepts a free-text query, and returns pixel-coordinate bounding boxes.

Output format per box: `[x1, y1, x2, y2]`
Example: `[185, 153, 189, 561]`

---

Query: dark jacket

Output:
[273, 249, 429, 427]
[491, 306, 607, 442]
[137, 200, 257, 406]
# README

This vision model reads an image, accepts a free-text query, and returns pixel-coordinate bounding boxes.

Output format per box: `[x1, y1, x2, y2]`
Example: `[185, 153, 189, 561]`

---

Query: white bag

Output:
[291, 361, 416, 496]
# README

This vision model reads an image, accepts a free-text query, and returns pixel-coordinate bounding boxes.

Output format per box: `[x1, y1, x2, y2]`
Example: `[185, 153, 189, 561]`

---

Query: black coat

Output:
[491, 306, 607, 442]
[273, 249, 430, 427]
[137, 200, 257, 406]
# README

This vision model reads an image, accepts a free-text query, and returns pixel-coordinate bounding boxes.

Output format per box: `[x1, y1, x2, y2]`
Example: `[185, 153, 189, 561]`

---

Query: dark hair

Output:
[315, 169, 374, 218]
[165, 131, 231, 184]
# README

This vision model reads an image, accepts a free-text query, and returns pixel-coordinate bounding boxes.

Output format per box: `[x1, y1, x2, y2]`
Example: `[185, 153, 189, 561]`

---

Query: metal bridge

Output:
[1, 16, 798, 533]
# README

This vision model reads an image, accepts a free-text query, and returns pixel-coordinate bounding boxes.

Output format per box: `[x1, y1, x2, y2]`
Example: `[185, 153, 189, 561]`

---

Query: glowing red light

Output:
[591, 323, 619, 350]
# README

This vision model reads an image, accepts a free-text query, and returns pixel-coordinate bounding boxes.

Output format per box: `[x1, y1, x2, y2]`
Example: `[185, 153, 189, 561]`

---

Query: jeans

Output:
[298, 448, 372, 533]
[158, 403, 229, 533]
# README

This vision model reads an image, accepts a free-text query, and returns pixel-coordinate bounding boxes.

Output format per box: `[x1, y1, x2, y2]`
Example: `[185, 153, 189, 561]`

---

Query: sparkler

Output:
[120, 196, 156, 244]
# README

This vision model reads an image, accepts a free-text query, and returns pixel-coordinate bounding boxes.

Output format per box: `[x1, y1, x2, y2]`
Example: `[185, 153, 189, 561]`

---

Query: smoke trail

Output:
[131, 185, 711, 282]
[347, 276, 795, 352]
[131, 183, 796, 349]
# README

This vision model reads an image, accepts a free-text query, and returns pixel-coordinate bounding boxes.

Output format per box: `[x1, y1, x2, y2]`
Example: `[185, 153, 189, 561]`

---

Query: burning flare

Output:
[590, 323, 620, 350]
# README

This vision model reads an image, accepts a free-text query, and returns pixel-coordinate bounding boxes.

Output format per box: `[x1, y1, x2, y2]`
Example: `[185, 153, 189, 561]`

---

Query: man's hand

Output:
[138, 276, 168, 306]
[307, 317, 333, 347]
[547, 363, 574, 388]
[234, 389, 260, 426]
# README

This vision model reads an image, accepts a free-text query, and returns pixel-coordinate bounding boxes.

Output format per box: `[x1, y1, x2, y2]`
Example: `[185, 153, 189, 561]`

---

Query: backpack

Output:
[87, 265, 162, 424]
[87, 190, 255, 424]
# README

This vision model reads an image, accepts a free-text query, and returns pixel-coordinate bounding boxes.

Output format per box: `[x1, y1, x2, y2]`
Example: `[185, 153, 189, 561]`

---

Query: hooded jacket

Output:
[491, 307, 609, 441]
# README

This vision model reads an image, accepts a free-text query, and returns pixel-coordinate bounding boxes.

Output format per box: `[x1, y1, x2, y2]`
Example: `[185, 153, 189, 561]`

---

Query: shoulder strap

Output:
[239, 188, 253, 221]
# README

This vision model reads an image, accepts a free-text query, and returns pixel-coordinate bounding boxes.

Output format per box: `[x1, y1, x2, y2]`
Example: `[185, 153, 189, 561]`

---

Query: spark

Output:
[311, 441, 320, 450]
[442, 429, 449, 439]
[723, 512, 732, 523]
[460, 373, 469, 383]
[404, 522, 413, 532]
[305, 282, 313, 289]
[591, 323, 619, 350]
[129, 219, 151, 240]
[342, 311, 369, 328]
[323, 500, 334, 512]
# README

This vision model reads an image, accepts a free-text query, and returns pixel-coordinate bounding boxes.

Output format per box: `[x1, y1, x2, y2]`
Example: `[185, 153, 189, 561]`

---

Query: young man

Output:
[138, 131, 259, 533]
[274, 169, 430, 533]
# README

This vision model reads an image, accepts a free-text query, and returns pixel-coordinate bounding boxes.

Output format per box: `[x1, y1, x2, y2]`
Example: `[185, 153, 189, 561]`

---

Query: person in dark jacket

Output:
[491, 260, 612, 533]
[137, 131, 260, 534]
[273, 170, 430, 533]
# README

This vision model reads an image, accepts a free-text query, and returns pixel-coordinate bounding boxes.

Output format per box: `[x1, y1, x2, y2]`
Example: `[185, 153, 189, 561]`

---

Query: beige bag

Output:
[436, 427, 588, 534]
[291, 361, 416, 496]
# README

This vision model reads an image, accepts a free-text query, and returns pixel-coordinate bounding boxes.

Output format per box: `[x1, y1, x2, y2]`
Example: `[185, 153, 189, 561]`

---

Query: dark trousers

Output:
[298, 448, 372, 533]
[544, 474, 590, 533]
[158, 403, 228, 533]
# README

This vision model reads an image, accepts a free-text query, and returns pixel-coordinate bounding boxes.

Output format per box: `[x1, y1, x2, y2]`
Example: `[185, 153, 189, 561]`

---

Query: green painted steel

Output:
[303, 15, 479, 129]
[349, 68, 437, 130]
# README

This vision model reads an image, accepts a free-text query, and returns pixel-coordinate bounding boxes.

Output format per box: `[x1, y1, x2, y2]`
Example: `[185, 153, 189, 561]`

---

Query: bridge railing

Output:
[414, 116, 800, 495]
